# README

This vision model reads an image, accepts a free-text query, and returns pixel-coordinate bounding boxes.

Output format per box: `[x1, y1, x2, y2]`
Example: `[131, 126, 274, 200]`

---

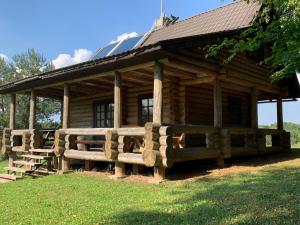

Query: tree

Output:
[0, 49, 60, 129]
[208, 0, 300, 80]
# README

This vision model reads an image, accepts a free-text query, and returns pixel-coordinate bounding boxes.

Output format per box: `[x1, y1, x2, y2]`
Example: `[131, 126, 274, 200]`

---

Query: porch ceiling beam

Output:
[179, 76, 215, 85]
[164, 66, 197, 79]
[121, 75, 152, 85]
[219, 74, 286, 95]
[177, 49, 220, 70]
[165, 60, 217, 77]
[17, 59, 169, 94]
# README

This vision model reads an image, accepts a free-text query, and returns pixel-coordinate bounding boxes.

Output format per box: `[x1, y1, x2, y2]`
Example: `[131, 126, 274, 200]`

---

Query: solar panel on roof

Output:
[90, 35, 144, 60]
[111, 36, 143, 55]
[92, 42, 119, 60]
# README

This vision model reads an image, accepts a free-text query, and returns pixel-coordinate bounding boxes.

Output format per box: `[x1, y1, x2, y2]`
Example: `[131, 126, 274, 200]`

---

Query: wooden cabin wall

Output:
[69, 81, 175, 128]
[183, 83, 251, 127]
[69, 91, 114, 128]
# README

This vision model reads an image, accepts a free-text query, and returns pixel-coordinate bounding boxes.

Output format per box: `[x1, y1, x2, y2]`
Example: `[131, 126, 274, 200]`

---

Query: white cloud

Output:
[52, 49, 93, 69]
[0, 53, 10, 62]
[110, 32, 139, 44]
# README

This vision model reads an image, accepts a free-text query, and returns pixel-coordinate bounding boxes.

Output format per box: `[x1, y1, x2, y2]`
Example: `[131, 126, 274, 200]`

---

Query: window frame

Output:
[138, 94, 153, 126]
[93, 99, 114, 128]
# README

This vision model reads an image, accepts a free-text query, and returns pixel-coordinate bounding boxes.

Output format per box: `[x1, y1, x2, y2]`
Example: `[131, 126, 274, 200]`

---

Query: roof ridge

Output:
[152, 0, 243, 34]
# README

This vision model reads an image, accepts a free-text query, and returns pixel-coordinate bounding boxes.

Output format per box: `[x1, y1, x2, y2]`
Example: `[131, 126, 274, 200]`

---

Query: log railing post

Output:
[277, 96, 283, 130]
[29, 90, 36, 130]
[152, 61, 165, 181]
[61, 83, 70, 172]
[8, 94, 16, 167]
[113, 71, 125, 177]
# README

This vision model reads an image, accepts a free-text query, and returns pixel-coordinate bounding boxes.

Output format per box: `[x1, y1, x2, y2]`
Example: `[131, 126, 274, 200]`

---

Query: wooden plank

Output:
[61, 128, 108, 135]
[118, 153, 145, 165]
[173, 148, 220, 162]
[4, 167, 31, 173]
[13, 161, 42, 167]
[0, 174, 22, 181]
[29, 149, 54, 154]
[22, 155, 52, 160]
[64, 150, 112, 162]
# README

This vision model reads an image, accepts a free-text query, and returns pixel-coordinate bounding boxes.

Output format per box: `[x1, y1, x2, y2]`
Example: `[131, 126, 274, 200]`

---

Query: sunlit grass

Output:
[0, 155, 300, 225]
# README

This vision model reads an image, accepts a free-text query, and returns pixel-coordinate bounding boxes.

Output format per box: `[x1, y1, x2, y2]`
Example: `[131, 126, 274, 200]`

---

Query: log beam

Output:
[63, 83, 70, 129]
[153, 61, 163, 125]
[213, 77, 222, 128]
[114, 71, 122, 128]
[251, 87, 258, 129]
[277, 96, 283, 130]
[9, 94, 16, 129]
[29, 90, 36, 130]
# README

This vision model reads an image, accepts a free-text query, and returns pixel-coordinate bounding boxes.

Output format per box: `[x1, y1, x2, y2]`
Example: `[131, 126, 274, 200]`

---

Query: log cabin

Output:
[0, 1, 299, 181]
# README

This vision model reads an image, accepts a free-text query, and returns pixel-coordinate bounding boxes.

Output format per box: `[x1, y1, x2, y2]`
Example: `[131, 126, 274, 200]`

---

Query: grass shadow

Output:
[110, 167, 300, 225]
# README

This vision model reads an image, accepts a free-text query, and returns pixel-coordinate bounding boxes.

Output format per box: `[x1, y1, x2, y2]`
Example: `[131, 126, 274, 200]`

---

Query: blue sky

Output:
[0, 0, 299, 125]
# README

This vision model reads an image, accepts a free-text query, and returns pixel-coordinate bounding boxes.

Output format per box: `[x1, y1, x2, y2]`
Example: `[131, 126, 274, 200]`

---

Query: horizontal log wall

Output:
[69, 82, 175, 128]
[183, 84, 251, 127]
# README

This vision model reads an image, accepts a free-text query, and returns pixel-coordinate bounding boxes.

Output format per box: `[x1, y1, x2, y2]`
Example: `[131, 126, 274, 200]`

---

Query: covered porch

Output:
[1, 47, 292, 181]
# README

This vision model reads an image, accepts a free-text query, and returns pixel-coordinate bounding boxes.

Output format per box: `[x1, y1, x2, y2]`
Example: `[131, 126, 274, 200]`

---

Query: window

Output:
[138, 95, 153, 125]
[94, 100, 114, 128]
[228, 96, 242, 125]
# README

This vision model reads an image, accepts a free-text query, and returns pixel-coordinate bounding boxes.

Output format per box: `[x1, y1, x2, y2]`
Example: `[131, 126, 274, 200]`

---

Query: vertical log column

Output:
[251, 87, 258, 129]
[9, 94, 16, 167]
[29, 90, 36, 130]
[153, 61, 165, 181]
[277, 96, 283, 130]
[213, 77, 224, 167]
[62, 84, 70, 172]
[113, 71, 125, 177]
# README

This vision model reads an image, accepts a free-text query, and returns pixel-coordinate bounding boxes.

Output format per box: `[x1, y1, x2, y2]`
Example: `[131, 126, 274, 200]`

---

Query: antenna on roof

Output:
[160, 0, 164, 18]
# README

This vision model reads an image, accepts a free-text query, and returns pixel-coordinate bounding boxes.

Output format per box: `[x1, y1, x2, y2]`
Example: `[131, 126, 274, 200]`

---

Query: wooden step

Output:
[13, 160, 42, 167]
[4, 167, 32, 173]
[0, 174, 22, 181]
[22, 155, 52, 160]
[34, 169, 56, 175]
[12, 147, 27, 153]
[30, 149, 54, 154]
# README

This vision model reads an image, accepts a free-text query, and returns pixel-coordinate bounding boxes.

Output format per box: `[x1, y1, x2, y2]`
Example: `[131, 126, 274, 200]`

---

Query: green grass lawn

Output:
[293, 142, 300, 148]
[0, 155, 300, 225]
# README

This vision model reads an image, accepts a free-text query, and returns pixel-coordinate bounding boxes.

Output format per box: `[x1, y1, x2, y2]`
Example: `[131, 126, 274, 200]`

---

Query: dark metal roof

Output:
[0, 43, 164, 94]
[141, 0, 261, 46]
